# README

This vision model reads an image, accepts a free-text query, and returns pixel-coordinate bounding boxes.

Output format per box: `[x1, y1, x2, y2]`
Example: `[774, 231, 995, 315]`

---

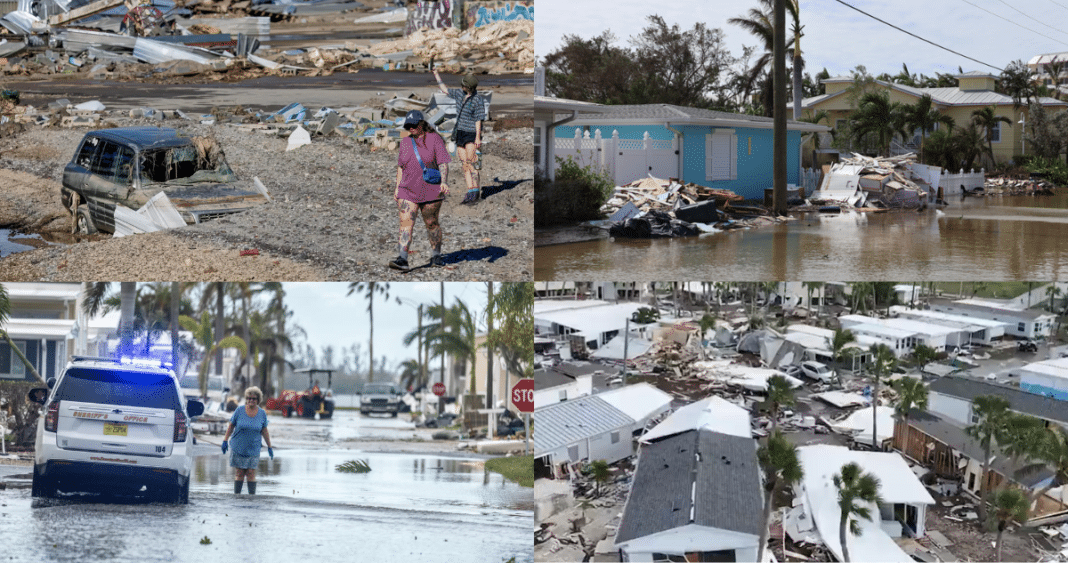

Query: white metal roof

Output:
[890, 306, 1006, 330]
[534, 302, 646, 337]
[829, 405, 896, 446]
[1019, 357, 1068, 382]
[598, 383, 673, 423]
[839, 316, 918, 340]
[534, 299, 609, 315]
[813, 391, 870, 409]
[691, 360, 804, 392]
[797, 445, 934, 563]
[591, 334, 653, 360]
[640, 396, 752, 442]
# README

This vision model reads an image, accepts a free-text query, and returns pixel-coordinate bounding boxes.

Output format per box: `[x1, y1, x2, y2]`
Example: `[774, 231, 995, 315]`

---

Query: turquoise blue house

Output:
[551, 104, 829, 200]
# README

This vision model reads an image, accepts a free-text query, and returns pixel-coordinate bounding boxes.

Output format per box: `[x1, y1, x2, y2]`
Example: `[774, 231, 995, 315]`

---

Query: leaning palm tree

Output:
[971, 105, 1012, 168]
[757, 432, 804, 563]
[892, 376, 928, 448]
[833, 462, 883, 563]
[966, 395, 1011, 522]
[766, 375, 795, 434]
[347, 283, 396, 383]
[989, 488, 1029, 562]
[868, 343, 897, 450]
[179, 311, 248, 398]
[998, 413, 1045, 492]
[1027, 425, 1068, 507]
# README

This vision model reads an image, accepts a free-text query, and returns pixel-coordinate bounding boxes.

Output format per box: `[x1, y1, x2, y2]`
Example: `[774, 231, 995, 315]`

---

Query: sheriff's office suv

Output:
[28, 356, 204, 503]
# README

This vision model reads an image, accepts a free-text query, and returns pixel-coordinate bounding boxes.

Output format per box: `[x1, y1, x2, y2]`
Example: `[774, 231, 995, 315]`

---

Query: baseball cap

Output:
[403, 110, 424, 128]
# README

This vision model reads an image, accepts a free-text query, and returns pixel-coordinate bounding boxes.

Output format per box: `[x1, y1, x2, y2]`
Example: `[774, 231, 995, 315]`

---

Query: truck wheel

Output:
[390, 410, 397, 418]
[75, 207, 97, 235]
[178, 480, 190, 504]
[31, 465, 53, 499]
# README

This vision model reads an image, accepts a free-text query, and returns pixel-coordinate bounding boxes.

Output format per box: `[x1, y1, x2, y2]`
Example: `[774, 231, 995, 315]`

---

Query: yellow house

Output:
[802, 71, 1068, 165]
[470, 333, 524, 412]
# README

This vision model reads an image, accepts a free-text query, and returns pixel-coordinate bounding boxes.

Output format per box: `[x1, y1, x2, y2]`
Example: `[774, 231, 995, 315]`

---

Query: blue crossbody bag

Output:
[411, 138, 441, 184]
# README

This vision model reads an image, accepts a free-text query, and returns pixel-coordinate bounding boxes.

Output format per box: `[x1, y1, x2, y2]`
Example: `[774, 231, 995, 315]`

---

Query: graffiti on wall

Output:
[405, 0, 453, 36]
[464, 1, 533, 28]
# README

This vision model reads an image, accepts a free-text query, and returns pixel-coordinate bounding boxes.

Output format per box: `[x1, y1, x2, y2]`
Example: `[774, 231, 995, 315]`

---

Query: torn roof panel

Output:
[640, 395, 752, 443]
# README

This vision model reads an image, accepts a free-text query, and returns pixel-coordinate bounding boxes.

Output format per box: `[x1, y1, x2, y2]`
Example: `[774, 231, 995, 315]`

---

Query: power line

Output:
[993, 0, 1068, 38]
[830, 0, 1002, 71]
[1047, 0, 1068, 14]
[963, 0, 1068, 46]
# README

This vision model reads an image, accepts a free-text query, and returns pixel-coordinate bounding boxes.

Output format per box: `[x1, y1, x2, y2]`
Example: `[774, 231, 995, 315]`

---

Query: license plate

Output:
[103, 422, 127, 437]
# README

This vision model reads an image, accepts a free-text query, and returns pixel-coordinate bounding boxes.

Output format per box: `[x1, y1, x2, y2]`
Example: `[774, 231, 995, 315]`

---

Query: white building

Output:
[533, 383, 672, 478]
[889, 306, 1007, 345]
[534, 300, 651, 350]
[615, 428, 763, 562]
[836, 316, 920, 357]
[1015, 357, 1068, 401]
[839, 314, 959, 351]
[931, 299, 1055, 339]
[533, 365, 595, 408]
[795, 445, 935, 562]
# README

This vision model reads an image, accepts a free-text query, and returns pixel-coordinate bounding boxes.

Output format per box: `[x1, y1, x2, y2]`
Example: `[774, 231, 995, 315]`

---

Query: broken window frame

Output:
[138, 144, 237, 186]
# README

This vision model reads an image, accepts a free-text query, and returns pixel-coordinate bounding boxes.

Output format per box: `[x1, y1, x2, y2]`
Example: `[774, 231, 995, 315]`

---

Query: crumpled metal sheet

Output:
[132, 37, 217, 64]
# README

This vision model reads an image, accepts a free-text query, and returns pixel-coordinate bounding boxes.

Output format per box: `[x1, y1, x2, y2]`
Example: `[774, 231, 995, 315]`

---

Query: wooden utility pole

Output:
[773, 0, 788, 216]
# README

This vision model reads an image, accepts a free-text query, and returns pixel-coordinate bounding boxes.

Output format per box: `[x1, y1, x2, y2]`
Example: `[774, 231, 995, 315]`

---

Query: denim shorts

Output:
[230, 453, 259, 469]
[454, 129, 477, 147]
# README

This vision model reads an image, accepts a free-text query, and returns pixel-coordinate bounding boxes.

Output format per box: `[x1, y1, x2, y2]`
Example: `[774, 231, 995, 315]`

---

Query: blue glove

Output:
[221, 440, 228, 454]
[268, 447, 274, 459]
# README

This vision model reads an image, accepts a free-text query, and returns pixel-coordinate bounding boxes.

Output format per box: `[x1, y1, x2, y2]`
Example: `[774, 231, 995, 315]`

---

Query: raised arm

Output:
[432, 67, 449, 95]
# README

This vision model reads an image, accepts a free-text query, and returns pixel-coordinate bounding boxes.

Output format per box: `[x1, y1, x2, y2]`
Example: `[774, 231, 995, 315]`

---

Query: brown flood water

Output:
[534, 191, 1068, 281]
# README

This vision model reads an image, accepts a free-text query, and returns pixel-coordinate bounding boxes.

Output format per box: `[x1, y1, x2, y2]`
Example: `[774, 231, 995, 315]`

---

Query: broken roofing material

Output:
[690, 360, 804, 393]
[640, 395, 752, 443]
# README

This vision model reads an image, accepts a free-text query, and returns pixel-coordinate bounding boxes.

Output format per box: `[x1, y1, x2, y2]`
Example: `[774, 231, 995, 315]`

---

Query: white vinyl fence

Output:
[553, 129, 679, 186]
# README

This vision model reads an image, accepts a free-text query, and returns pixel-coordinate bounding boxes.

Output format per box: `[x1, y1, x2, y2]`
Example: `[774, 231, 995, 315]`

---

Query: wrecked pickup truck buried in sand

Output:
[60, 127, 269, 235]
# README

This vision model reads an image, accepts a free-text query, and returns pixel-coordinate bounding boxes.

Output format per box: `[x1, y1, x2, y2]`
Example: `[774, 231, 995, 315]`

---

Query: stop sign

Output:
[432, 382, 446, 396]
[511, 379, 534, 413]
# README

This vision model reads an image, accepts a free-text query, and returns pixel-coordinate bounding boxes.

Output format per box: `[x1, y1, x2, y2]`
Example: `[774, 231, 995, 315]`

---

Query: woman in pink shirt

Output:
[392, 110, 451, 271]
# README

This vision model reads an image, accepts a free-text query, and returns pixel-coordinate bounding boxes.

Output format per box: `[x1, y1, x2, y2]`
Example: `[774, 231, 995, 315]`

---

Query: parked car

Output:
[779, 365, 801, 378]
[1018, 340, 1038, 353]
[28, 356, 204, 503]
[360, 382, 402, 417]
[61, 127, 268, 234]
[800, 361, 835, 382]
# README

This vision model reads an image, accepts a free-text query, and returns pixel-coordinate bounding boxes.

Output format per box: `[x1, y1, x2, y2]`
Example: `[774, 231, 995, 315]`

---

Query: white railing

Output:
[939, 168, 985, 193]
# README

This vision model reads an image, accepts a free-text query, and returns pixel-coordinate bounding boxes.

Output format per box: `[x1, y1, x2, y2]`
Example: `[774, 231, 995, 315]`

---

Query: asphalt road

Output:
[0, 411, 532, 563]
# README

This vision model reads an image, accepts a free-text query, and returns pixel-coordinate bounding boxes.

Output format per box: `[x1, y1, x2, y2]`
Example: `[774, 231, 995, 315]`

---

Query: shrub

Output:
[534, 156, 615, 226]
[1027, 156, 1068, 187]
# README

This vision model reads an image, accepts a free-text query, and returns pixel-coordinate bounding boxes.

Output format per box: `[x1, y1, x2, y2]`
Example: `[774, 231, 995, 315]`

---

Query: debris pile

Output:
[981, 176, 1057, 196]
[600, 176, 785, 239]
[0, 91, 485, 152]
[372, 20, 535, 75]
[812, 153, 936, 210]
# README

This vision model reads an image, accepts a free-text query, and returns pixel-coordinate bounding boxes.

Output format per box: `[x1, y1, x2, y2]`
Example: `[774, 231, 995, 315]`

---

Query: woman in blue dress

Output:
[221, 386, 274, 494]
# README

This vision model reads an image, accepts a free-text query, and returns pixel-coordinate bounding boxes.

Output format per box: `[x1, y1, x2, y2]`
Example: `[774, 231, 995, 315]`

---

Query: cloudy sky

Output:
[536, 0, 1068, 79]
[282, 282, 488, 370]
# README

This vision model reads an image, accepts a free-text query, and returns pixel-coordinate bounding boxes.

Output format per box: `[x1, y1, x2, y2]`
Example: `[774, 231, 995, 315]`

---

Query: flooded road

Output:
[0, 411, 532, 563]
[535, 191, 1068, 280]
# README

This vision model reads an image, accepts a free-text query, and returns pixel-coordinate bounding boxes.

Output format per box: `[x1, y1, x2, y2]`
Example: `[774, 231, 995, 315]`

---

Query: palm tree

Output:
[347, 283, 396, 383]
[833, 462, 883, 563]
[892, 377, 928, 448]
[849, 91, 906, 156]
[588, 460, 611, 496]
[868, 343, 897, 450]
[425, 298, 477, 396]
[966, 395, 1011, 522]
[1046, 284, 1062, 313]
[727, 0, 800, 115]
[901, 94, 954, 163]
[971, 106, 1012, 167]
[757, 432, 804, 563]
[1027, 425, 1068, 508]
[179, 311, 248, 398]
[399, 359, 422, 392]
[485, 282, 535, 378]
[832, 328, 856, 371]
[0, 284, 43, 383]
[989, 488, 1029, 562]
[998, 413, 1045, 492]
[766, 375, 795, 434]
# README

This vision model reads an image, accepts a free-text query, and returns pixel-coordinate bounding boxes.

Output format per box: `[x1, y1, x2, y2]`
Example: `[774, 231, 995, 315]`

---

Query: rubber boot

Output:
[248, 481, 257, 495]
[234, 480, 243, 494]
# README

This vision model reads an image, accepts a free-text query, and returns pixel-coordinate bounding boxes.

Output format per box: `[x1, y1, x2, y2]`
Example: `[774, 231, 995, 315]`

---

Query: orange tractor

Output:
[265, 368, 335, 419]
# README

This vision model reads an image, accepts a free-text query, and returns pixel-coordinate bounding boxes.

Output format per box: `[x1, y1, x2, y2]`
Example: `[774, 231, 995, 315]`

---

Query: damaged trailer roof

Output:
[640, 396, 752, 443]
